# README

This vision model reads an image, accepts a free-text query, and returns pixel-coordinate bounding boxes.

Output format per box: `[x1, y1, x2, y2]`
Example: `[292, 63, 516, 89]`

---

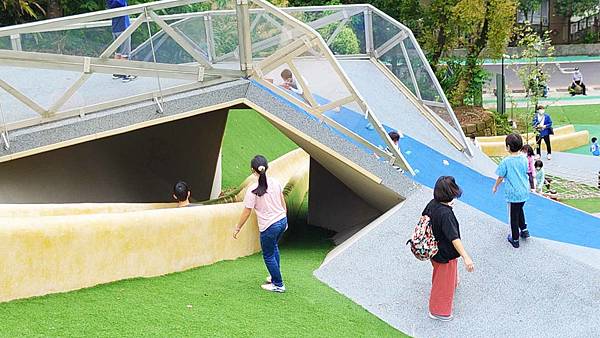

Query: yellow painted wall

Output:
[0, 149, 309, 303]
[476, 125, 590, 156]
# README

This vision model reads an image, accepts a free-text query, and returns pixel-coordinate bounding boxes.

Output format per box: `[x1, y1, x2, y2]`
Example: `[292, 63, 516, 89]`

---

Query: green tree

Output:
[341, 0, 423, 35]
[554, 0, 598, 17]
[451, 0, 517, 106]
[518, 0, 542, 21]
[422, 0, 459, 72]
[0, 0, 44, 26]
[511, 23, 554, 139]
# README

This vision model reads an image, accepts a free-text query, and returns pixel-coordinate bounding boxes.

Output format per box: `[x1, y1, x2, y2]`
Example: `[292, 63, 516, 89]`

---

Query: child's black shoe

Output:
[507, 235, 520, 248]
[520, 229, 530, 239]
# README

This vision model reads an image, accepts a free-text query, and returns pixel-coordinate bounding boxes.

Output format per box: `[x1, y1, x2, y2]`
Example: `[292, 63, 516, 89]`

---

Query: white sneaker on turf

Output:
[261, 283, 285, 293]
[547, 154, 552, 160]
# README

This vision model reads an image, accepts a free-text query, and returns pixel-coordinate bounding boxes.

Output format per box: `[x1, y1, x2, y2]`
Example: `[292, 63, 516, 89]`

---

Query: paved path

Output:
[484, 60, 600, 89]
[315, 186, 600, 338]
[541, 151, 600, 186]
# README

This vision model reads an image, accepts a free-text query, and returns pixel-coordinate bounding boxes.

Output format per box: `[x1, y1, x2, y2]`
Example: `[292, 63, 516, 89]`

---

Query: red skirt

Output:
[429, 258, 458, 317]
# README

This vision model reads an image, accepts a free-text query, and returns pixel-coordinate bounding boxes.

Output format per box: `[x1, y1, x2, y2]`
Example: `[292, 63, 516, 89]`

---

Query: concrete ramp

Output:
[315, 186, 600, 337]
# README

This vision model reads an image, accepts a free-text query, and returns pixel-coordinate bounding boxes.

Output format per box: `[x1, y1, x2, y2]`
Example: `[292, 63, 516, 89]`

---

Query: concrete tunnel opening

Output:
[0, 106, 403, 243]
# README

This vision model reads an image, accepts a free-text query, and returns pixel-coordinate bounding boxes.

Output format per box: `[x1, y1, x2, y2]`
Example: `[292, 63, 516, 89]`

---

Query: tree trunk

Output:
[455, 6, 490, 106]
[47, 0, 62, 19]
[430, 26, 447, 73]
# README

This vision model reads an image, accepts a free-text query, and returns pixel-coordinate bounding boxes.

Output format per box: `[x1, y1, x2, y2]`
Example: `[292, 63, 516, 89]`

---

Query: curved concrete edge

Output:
[0, 149, 309, 303]
[314, 186, 600, 337]
[318, 200, 405, 268]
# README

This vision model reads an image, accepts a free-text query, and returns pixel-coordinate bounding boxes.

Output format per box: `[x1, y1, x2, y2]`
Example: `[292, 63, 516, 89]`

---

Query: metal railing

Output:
[0, 1, 471, 172]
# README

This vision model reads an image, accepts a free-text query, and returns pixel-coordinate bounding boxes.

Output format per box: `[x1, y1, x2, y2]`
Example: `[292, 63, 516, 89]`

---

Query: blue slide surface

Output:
[251, 80, 600, 249]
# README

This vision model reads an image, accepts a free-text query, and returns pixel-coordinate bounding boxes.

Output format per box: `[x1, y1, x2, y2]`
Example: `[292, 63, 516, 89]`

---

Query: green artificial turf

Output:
[0, 109, 403, 337]
[562, 198, 600, 214]
[221, 109, 298, 190]
[564, 124, 600, 156]
[542, 105, 600, 125]
[510, 104, 600, 125]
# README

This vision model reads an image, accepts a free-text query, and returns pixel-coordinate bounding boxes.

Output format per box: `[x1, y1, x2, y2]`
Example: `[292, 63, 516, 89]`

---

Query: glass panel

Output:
[249, 12, 286, 59]
[0, 36, 11, 50]
[380, 43, 416, 95]
[290, 9, 341, 25]
[403, 38, 441, 103]
[20, 26, 113, 57]
[212, 14, 239, 62]
[318, 12, 365, 55]
[371, 11, 402, 51]
[130, 20, 200, 64]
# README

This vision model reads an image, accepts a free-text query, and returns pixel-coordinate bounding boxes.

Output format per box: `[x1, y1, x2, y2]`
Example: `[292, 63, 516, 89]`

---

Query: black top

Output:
[422, 199, 461, 264]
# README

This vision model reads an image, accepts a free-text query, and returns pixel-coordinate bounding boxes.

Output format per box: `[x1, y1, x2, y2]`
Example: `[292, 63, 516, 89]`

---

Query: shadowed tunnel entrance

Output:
[0, 106, 402, 240]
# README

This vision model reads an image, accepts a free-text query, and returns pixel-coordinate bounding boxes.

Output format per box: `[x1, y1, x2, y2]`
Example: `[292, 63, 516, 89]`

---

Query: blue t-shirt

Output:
[496, 155, 530, 203]
[107, 0, 130, 33]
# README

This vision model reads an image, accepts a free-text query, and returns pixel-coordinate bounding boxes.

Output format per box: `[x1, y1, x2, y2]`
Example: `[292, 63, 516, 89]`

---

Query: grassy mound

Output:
[0, 109, 403, 337]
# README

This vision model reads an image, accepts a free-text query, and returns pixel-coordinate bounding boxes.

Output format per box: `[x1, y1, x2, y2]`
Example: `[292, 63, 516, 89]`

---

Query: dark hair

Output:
[281, 69, 293, 80]
[534, 160, 543, 168]
[593, 137, 598, 143]
[251, 155, 269, 197]
[173, 181, 190, 202]
[388, 131, 400, 143]
[521, 144, 534, 157]
[505, 133, 523, 153]
[433, 176, 463, 203]
[536, 105, 544, 111]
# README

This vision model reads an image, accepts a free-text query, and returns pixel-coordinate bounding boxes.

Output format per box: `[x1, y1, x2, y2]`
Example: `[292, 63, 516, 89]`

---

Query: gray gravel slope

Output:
[315, 186, 600, 338]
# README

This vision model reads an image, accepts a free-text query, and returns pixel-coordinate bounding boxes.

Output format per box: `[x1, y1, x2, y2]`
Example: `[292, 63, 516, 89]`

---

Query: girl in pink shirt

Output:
[521, 144, 536, 191]
[233, 155, 287, 293]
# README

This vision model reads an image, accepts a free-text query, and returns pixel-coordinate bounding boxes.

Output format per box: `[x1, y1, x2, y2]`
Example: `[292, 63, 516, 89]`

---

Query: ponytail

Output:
[250, 155, 269, 197]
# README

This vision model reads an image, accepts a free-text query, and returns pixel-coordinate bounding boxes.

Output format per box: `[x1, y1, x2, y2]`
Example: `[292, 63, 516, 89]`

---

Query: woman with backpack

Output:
[422, 176, 474, 321]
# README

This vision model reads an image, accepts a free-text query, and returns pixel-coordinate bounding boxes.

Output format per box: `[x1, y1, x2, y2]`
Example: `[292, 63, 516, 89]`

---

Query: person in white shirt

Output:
[280, 68, 304, 95]
[570, 68, 586, 96]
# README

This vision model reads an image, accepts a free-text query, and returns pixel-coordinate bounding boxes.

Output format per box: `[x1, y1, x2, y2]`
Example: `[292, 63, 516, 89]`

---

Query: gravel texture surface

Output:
[315, 186, 600, 338]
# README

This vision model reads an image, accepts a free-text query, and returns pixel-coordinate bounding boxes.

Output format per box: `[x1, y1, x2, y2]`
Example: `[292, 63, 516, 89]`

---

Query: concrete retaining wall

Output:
[0, 149, 310, 303]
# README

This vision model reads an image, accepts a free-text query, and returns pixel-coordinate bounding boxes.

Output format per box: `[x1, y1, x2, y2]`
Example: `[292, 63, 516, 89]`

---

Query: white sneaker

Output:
[547, 154, 552, 160]
[428, 312, 453, 322]
[261, 283, 285, 293]
[534, 154, 541, 160]
[122, 75, 137, 83]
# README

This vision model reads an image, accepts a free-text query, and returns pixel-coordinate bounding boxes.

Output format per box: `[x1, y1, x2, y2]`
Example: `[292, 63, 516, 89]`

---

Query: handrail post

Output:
[364, 8, 374, 57]
[235, 0, 253, 75]
[10, 34, 22, 51]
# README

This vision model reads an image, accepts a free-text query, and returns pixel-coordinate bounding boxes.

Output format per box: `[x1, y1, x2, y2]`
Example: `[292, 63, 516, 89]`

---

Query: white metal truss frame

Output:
[0, 1, 459, 173]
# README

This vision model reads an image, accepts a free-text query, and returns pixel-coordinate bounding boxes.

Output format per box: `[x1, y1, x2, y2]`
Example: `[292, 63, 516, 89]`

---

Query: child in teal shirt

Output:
[493, 134, 530, 248]
[534, 160, 545, 194]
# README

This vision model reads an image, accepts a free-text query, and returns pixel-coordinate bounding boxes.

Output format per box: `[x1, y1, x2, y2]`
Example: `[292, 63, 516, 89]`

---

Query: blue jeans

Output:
[260, 217, 287, 287]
